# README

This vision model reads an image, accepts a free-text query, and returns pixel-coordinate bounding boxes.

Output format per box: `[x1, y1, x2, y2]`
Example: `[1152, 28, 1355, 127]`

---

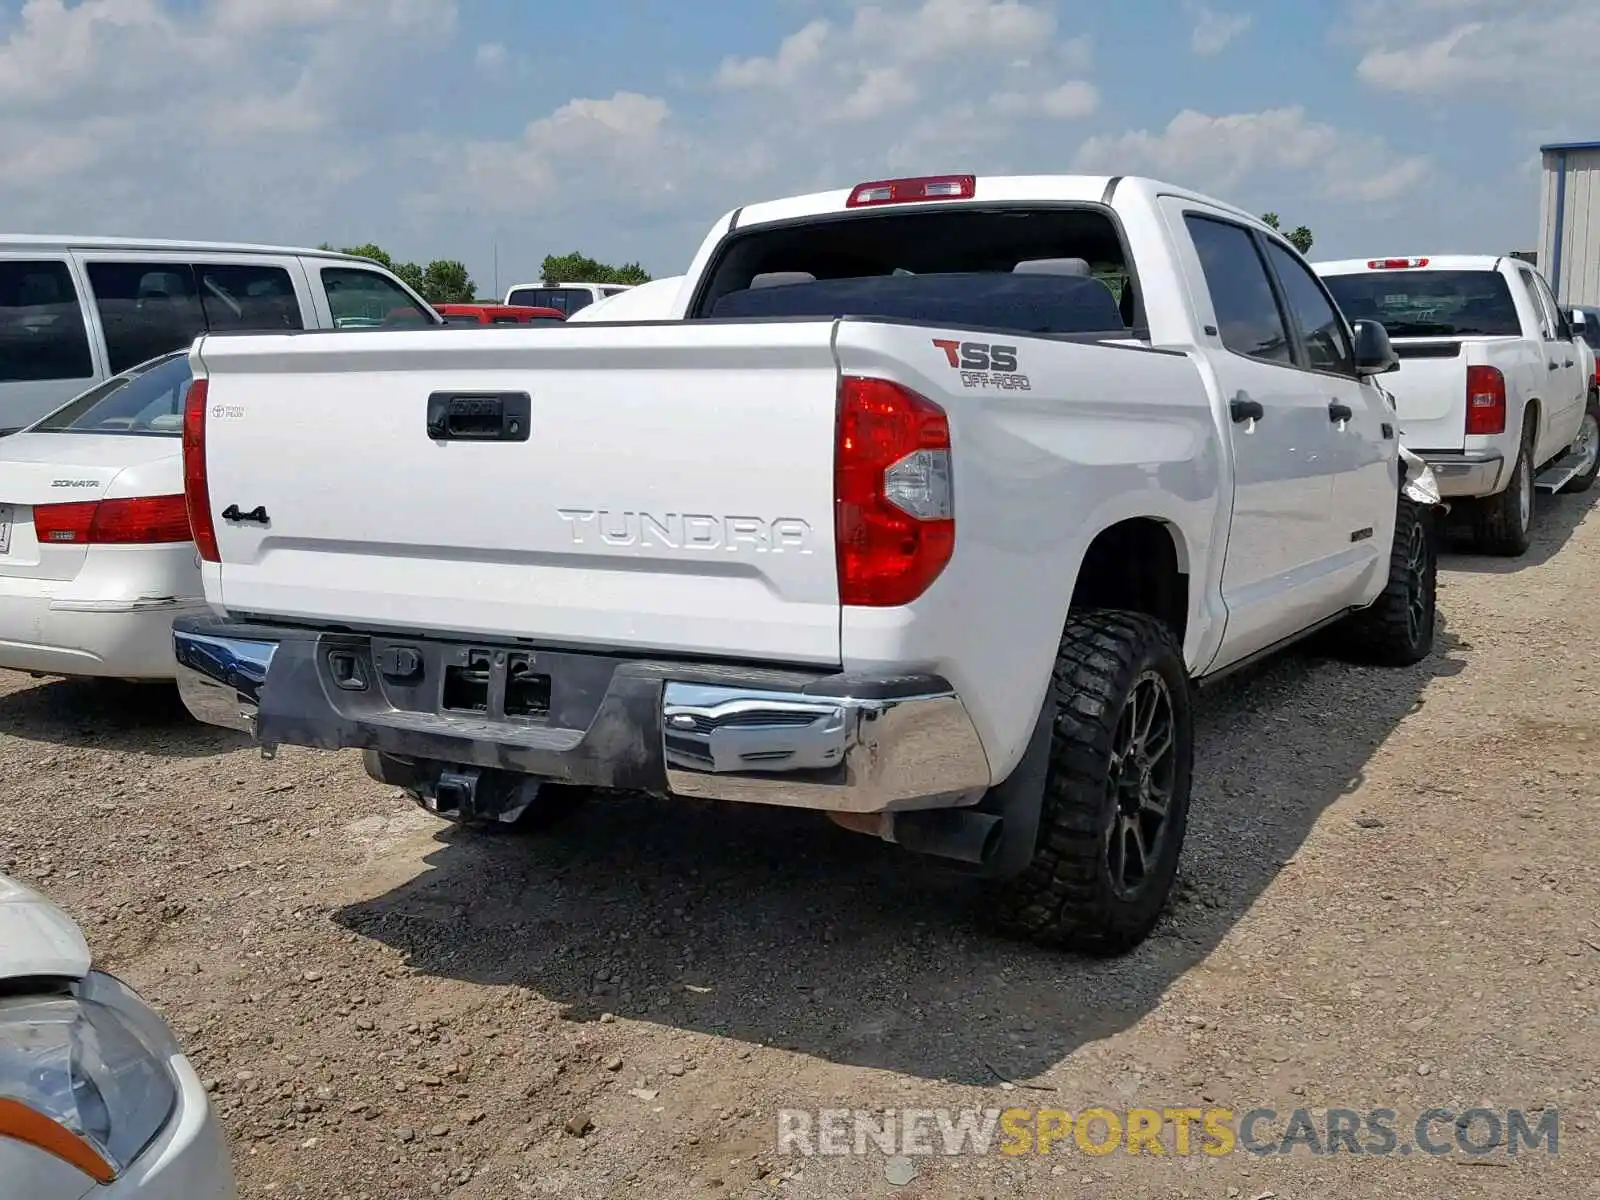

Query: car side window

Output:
[1530, 272, 1573, 341]
[0, 259, 94, 384]
[1183, 215, 1292, 365]
[320, 267, 433, 328]
[194, 263, 305, 332]
[1261, 239, 1355, 375]
[1520, 268, 1559, 339]
[86, 261, 208, 375]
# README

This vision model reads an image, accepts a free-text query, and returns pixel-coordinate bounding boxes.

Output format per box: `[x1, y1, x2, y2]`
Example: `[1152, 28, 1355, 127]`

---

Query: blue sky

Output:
[0, 0, 1589, 295]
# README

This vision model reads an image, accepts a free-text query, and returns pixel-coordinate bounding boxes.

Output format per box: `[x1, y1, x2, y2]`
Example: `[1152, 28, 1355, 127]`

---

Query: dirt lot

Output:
[4, 493, 1600, 1199]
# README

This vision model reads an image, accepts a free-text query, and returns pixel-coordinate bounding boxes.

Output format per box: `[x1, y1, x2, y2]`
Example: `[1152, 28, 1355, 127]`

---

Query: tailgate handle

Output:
[426, 392, 531, 442]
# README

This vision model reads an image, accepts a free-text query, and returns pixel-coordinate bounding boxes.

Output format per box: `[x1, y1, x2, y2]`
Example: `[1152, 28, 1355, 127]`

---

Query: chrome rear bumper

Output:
[171, 620, 991, 814]
[172, 629, 277, 735]
[1421, 450, 1506, 497]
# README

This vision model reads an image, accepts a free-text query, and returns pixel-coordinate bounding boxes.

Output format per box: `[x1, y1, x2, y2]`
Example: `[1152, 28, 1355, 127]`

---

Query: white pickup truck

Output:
[169, 173, 1438, 955]
[1315, 255, 1599, 556]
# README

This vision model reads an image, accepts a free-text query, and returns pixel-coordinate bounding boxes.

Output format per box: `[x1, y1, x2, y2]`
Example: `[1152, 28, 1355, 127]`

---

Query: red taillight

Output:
[845, 174, 975, 208]
[33, 494, 191, 545]
[1366, 257, 1430, 269]
[182, 377, 219, 563]
[1465, 365, 1507, 436]
[835, 377, 954, 607]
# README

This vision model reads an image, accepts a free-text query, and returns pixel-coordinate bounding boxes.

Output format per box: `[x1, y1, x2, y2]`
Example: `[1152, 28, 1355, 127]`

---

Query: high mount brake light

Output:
[845, 175, 976, 208]
[32, 495, 191, 545]
[182, 377, 220, 563]
[834, 376, 955, 607]
[1367, 257, 1430, 269]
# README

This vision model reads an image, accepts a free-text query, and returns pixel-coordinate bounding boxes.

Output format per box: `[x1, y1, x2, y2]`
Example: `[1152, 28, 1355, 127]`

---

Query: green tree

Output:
[325, 243, 473, 303]
[421, 260, 475, 304]
[540, 252, 652, 286]
[394, 261, 427, 296]
[1260, 212, 1315, 256]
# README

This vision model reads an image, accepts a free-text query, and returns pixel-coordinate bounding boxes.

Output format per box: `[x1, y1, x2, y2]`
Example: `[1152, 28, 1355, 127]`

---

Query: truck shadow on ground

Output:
[0, 677, 247, 759]
[1437, 488, 1596, 573]
[333, 626, 1465, 1086]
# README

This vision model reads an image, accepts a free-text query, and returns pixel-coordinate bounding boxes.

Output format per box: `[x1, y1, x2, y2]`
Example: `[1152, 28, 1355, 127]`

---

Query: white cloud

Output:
[1074, 107, 1432, 204]
[990, 80, 1100, 120]
[1347, 0, 1597, 107]
[0, 0, 1515, 296]
[1185, 2, 1252, 55]
[714, 20, 830, 89]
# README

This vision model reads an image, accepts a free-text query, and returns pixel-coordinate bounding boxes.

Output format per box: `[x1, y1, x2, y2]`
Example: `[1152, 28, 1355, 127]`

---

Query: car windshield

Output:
[30, 352, 192, 437]
[1320, 269, 1521, 338]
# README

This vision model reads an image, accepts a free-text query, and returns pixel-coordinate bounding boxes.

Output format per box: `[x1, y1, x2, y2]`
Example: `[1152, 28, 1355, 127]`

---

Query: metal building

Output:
[1540, 140, 1600, 305]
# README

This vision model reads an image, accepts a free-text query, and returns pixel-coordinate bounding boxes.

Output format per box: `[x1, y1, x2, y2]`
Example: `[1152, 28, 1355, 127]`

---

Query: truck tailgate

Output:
[1386, 338, 1517, 451]
[193, 323, 844, 665]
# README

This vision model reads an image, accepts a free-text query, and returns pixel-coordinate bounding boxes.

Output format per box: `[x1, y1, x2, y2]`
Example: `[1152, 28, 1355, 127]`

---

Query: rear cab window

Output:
[0, 259, 95, 384]
[688, 204, 1139, 338]
[31, 352, 191, 436]
[1320, 269, 1522, 338]
[506, 287, 595, 314]
[321, 267, 435, 328]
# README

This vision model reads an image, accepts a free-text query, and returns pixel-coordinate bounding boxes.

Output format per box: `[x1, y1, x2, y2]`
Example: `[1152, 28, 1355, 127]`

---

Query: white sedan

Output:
[0, 352, 205, 680]
[0, 874, 236, 1197]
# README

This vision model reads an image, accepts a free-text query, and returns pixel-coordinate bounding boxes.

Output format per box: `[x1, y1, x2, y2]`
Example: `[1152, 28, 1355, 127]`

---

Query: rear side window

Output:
[1261, 239, 1353, 374]
[506, 287, 593, 314]
[86, 261, 208, 375]
[196, 263, 304, 333]
[32, 352, 191, 436]
[1184, 216, 1292, 365]
[322, 267, 433, 328]
[1580, 311, 1600, 350]
[1320, 270, 1521, 338]
[0, 259, 95, 383]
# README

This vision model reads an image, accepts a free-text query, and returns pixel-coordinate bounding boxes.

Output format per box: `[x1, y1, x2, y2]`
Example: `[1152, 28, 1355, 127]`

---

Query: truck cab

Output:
[1315, 254, 1598, 555]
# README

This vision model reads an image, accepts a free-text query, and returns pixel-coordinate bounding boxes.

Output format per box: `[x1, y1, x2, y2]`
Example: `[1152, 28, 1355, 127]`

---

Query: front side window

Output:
[86, 261, 207, 374]
[196, 263, 304, 332]
[1184, 215, 1292, 365]
[1529, 271, 1572, 341]
[32, 352, 191, 436]
[1262, 239, 1354, 374]
[321, 267, 433, 328]
[0, 259, 94, 383]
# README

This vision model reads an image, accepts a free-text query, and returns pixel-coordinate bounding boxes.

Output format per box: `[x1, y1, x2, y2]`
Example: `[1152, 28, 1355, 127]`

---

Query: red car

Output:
[434, 303, 566, 325]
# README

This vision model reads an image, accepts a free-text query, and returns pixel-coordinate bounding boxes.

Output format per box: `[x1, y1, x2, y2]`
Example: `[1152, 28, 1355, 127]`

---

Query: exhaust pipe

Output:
[884, 808, 1003, 866]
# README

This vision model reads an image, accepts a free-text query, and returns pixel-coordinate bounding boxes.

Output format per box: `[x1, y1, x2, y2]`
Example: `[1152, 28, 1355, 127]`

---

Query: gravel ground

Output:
[3, 492, 1600, 1199]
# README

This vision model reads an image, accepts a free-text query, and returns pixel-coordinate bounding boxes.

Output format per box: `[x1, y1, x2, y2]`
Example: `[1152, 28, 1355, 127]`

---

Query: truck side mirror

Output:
[1351, 319, 1399, 376]
[1570, 308, 1587, 330]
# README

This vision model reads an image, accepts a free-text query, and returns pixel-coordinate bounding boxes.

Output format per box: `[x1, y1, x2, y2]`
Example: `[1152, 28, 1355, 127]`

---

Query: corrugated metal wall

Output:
[1541, 148, 1600, 306]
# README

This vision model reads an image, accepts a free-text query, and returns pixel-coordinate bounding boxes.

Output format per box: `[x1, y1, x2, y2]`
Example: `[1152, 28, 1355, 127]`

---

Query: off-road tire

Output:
[1471, 415, 1535, 556]
[1330, 496, 1437, 667]
[990, 610, 1194, 957]
[1560, 391, 1600, 495]
[362, 749, 589, 834]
